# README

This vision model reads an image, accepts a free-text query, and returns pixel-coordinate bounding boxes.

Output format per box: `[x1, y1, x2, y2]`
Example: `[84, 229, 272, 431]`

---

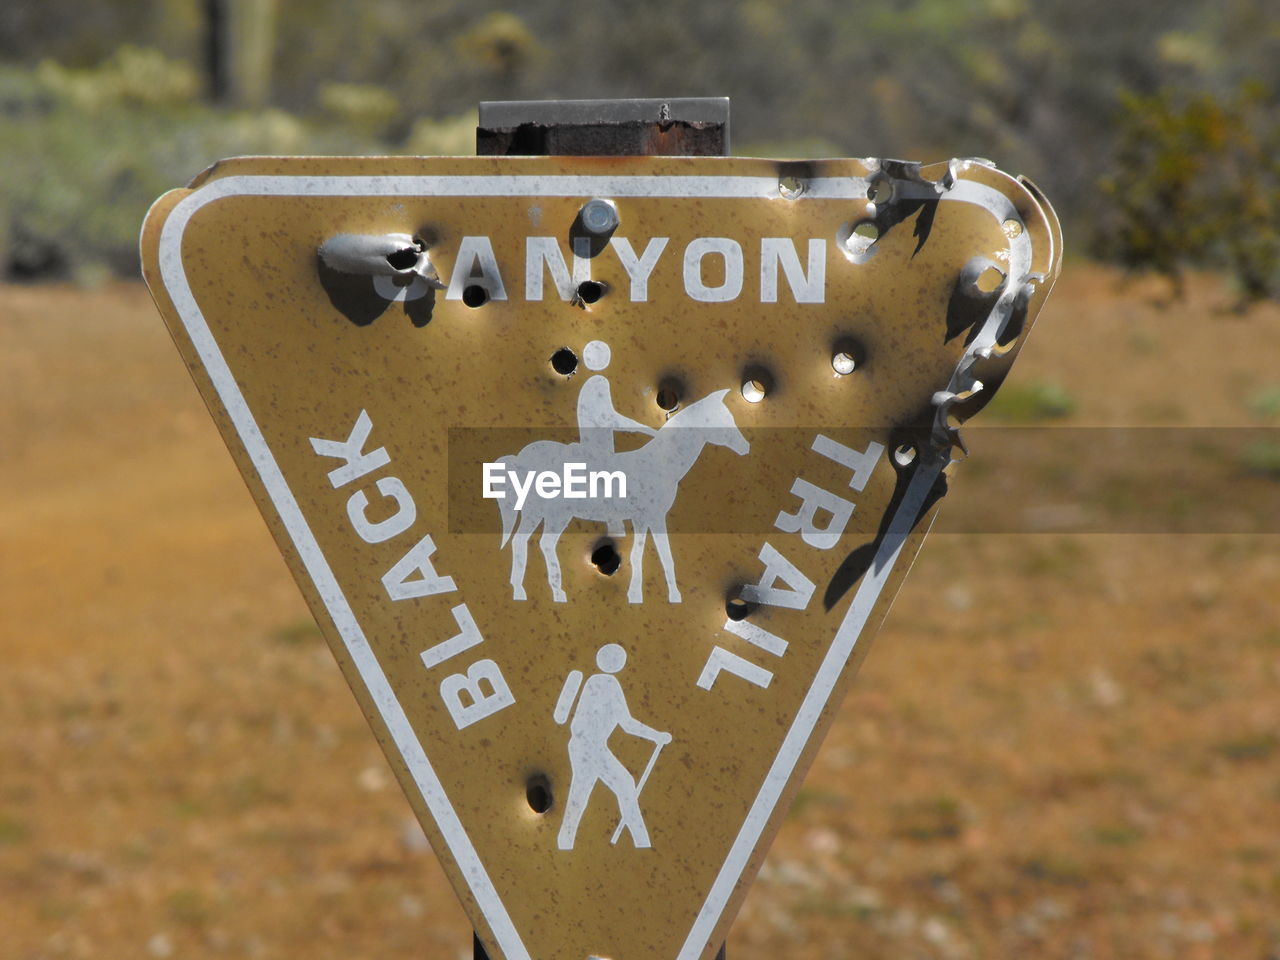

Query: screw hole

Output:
[591, 540, 621, 576]
[725, 595, 752, 621]
[741, 379, 767, 403]
[462, 284, 489, 308]
[853, 222, 880, 241]
[526, 775, 552, 814]
[576, 280, 606, 304]
[894, 443, 917, 468]
[832, 351, 857, 375]
[550, 348, 578, 376]
[1002, 218, 1024, 239]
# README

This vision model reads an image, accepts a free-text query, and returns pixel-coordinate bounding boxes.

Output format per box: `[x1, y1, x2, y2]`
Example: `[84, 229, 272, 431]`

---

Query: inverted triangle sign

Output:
[141, 155, 1060, 960]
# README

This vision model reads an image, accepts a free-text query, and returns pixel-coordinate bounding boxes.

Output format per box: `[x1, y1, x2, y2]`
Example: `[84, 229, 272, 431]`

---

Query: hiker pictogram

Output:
[554, 644, 671, 850]
[495, 340, 750, 604]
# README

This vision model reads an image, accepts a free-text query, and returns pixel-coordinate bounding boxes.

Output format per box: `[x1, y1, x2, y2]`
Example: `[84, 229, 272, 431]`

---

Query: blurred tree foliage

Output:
[0, 45, 469, 279]
[1099, 86, 1279, 305]
[0, 0, 1277, 295]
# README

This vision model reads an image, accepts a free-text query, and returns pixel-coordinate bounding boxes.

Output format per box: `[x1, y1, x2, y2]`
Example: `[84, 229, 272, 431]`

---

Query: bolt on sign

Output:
[141, 154, 1060, 960]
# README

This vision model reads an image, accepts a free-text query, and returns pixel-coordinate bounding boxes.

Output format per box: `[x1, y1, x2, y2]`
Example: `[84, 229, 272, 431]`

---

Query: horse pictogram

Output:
[493, 341, 749, 603]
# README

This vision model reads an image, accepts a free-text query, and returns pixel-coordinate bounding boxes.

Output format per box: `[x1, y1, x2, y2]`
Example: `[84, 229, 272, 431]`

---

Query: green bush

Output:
[0, 49, 476, 280]
[1098, 85, 1280, 306]
[317, 82, 400, 135]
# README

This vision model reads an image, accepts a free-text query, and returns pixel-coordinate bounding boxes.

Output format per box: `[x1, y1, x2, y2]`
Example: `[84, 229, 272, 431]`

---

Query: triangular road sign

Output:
[141, 155, 1060, 960]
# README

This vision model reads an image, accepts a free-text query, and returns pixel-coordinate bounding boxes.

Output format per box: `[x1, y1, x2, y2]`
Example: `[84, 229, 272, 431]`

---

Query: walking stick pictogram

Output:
[611, 736, 667, 846]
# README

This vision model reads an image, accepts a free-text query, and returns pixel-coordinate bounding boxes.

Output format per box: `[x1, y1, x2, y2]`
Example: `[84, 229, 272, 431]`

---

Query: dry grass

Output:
[2, 267, 1278, 959]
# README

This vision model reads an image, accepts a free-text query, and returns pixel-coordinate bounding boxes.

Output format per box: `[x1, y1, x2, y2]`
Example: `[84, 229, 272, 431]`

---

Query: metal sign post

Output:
[141, 98, 1060, 960]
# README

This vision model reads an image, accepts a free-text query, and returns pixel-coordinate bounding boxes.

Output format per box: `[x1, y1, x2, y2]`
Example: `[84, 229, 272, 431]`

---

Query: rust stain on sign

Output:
[140, 155, 1061, 960]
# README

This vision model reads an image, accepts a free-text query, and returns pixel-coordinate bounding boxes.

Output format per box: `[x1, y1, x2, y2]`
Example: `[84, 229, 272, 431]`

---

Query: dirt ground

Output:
[2, 266, 1277, 959]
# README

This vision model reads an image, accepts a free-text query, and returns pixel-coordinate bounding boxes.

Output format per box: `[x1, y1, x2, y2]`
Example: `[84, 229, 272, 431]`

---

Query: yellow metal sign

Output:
[141, 155, 1060, 960]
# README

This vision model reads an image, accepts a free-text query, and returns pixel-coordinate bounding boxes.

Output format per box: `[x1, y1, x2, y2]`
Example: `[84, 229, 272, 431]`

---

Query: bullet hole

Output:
[576, 280, 606, 304]
[838, 220, 882, 262]
[656, 379, 682, 412]
[831, 336, 866, 376]
[740, 365, 774, 404]
[868, 178, 893, 204]
[975, 265, 1005, 294]
[384, 247, 420, 271]
[526, 775, 552, 813]
[778, 175, 806, 199]
[551, 348, 578, 375]
[462, 284, 490, 308]
[591, 540, 621, 576]
[725, 596, 752, 621]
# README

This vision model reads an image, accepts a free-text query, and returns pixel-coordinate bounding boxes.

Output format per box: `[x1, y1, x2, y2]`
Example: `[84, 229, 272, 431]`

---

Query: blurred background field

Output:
[2, 271, 1278, 959]
[0, 0, 1278, 302]
[2, 2, 1279, 959]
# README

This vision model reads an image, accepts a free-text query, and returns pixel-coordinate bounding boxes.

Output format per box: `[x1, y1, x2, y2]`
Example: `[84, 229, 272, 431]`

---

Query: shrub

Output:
[0, 49, 463, 280]
[1098, 85, 1280, 306]
[317, 82, 399, 135]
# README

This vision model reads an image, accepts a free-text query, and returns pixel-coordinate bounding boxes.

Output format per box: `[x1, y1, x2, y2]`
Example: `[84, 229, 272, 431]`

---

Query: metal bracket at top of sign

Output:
[477, 97, 730, 157]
